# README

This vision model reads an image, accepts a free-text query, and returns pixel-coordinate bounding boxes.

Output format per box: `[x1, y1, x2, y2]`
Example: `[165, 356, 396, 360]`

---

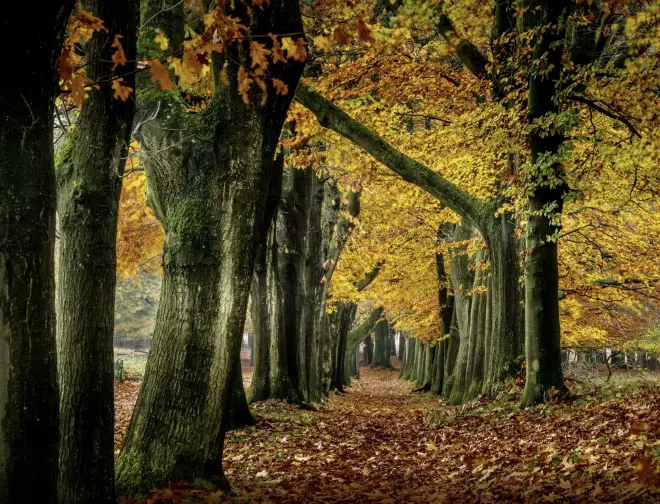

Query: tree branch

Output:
[567, 94, 641, 138]
[294, 84, 485, 224]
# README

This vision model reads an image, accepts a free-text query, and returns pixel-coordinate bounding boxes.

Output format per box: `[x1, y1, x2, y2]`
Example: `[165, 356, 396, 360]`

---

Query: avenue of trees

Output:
[1, 0, 658, 502]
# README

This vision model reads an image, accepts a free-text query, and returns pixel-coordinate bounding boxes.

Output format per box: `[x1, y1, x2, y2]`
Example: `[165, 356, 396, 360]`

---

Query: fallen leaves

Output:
[116, 367, 660, 503]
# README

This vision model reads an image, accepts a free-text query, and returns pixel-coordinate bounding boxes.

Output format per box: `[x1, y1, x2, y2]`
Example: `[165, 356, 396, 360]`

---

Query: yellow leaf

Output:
[154, 31, 169, 51]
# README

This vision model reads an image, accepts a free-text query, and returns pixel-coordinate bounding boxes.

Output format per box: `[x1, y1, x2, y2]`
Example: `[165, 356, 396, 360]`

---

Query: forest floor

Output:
[115, 362, 660, 503]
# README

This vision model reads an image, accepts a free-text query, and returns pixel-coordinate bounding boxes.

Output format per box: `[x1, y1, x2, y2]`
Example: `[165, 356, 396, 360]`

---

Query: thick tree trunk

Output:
[442, 306, 460, 399]
[418, 344, 435, 391]
[300, 171, 324, 402]
[521, 0, 570, 407]
[249, 158, 288, 402]
[279, 168, 308, 400]
[372, 319, 393, 368]
[0, 4, 73, 502]
[331, 303, 354, 391]
[398, 333, 405, 360]
[448, 225, 474, 404]
[56, 1, 137, 502]
[482, 214, 524, 396]
[464, 250, 485, 394]
[115, 0, 305, 496]
[401, 337, 416, 380]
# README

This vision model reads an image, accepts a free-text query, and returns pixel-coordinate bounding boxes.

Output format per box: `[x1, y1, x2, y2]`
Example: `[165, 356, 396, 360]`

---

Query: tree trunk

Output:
[442, 306, 459, 399]
[344, 307, 382, 385]
[448, 225, 474, 404]
[401, 337, 416, 380]
[115, 0, 305, 496]
[482, 213, 524, 397]
[249, 158, 286, 402]
[56, 1, 136, 502]
[228, 355, 254, 430]
[279, 167, 308, 400]
[371, 319, 393, 368]
[300, 170, 324, 402]
[419, 344, 435, 391]
[363, 335, 374, 365]
[398, 333, 405, 360]
[521, 0, 570, 407]
[0, 3, 74, 502]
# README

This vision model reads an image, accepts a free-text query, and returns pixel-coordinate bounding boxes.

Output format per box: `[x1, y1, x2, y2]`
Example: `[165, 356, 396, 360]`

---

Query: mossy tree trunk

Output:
[442, 305, 460, 399]
[115, 0, 305, 497]
[448, 225, 475, 404]
[56, 1, 136, 502]
[0, 3, 74, 502]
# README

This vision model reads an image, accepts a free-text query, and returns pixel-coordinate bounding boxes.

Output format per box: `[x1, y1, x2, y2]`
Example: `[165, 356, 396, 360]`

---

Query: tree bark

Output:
[115, 0, 305, 496]
[521, 0, 570, 407]
[448, 225, 474, 404]
[228, 355, 254, 430]
[56, 2, 137, 502]
[371, 319, 393, 368]
[0, 3, 74, 502]
[249, 157, 288, 402]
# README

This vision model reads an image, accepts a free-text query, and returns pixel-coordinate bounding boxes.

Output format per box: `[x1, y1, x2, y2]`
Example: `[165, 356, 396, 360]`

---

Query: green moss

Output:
[55, 132, 76, 171]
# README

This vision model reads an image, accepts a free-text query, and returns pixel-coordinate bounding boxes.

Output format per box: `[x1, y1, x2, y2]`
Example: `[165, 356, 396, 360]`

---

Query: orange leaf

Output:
[112, 78, 133, 101]
[149, 59, 173, 91]
[237, 65, 253, 104]
[271, 78, 289, 96]
[112, 34, 127, 70]
[334, 25, 352, 45]
[356, 18, 374, 43]
[250, 41, 271, 71]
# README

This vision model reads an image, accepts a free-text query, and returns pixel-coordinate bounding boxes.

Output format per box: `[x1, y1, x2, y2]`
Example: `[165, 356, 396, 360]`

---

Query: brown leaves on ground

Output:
[116, 367, 660, 503]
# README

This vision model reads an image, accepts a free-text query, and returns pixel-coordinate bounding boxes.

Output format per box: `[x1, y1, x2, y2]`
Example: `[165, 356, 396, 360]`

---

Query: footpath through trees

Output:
[116, 365, 659, 503]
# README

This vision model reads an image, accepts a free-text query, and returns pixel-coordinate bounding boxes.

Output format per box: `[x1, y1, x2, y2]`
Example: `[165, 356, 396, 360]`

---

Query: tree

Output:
[115, 0, 306, 496]
[56, 1, 137, 502]
[0, 2, 75, 501]
[371, 318, 393, 368]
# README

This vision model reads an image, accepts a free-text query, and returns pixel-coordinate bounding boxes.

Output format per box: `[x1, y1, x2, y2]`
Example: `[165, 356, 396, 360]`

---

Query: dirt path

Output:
[116, 366, 660, 503]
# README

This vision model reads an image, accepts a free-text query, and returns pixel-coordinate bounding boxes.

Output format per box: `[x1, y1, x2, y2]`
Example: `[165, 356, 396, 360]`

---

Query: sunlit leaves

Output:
[154, 30, 169, 51]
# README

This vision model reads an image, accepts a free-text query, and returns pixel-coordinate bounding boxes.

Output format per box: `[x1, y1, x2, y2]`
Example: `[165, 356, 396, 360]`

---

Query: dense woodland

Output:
[1, 0, 659, 502]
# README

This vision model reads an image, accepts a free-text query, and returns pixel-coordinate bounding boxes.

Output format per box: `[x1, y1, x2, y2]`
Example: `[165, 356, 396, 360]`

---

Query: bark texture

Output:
[0, 3, 74, 502]
[115, 0, 305, 496]
[56, 1, 136, 502]
[521, 0, 570, 407]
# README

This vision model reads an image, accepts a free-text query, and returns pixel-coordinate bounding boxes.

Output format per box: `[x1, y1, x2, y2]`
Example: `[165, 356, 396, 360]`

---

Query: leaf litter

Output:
[115, 367, 659, 503]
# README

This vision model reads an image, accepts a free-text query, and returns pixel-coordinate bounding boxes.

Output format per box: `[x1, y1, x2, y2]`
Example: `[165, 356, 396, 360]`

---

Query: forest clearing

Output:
[2, 0, 660, 502]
